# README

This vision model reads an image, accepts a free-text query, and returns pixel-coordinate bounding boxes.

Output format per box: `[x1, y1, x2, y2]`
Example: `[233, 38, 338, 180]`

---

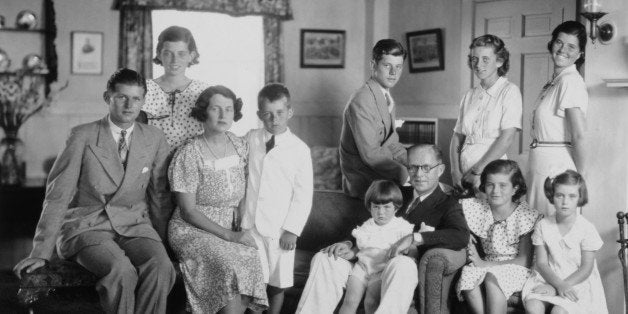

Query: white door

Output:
[473, 0, 576, 171]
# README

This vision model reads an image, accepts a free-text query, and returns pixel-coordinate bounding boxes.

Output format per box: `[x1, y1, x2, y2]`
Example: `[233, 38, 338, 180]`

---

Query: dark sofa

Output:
[17, 189, 468, 314]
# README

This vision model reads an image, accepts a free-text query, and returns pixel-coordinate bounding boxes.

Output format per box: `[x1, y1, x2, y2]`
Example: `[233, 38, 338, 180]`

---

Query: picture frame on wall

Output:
[406, 28, 444, 73]
[300, 29, 345, 68]
[71, 31, 103, 75]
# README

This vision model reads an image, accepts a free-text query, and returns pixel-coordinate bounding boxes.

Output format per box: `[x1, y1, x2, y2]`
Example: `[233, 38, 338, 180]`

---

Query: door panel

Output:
[473, 0, 576, 172]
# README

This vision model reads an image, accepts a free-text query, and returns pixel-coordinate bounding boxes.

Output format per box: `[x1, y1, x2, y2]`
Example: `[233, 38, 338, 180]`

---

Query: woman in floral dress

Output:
[457, 160, 540, 314]
[168, 86, 268, 313]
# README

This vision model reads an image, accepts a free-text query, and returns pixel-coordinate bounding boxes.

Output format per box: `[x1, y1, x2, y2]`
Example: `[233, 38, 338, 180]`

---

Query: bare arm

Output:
[470, 233, 533, 268]
[534, 244, 566, 289]
[450, 132, 465, 189]
[462, 128, 517, 186]
[565, 108, 586, 176]
[564, 250, 595, 286]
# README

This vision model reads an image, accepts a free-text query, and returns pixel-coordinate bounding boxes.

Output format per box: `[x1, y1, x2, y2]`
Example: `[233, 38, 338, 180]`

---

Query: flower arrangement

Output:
[0, 69, 66, 136]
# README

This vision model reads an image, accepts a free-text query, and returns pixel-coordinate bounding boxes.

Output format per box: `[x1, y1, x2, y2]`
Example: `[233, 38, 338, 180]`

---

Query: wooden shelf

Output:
[604, 79, 628, 88]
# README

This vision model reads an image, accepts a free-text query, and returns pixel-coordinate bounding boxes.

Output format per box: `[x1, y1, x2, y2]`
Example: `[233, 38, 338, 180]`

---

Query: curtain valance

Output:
[114, 0, 293, 20]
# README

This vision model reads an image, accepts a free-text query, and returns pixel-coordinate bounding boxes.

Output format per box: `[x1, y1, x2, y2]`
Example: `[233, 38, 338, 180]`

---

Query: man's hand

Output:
[280, 230, 298, 251]
[388, 234, 413, 259]
[531, 284, 556, 296]
[322, 241, 355, 260]
[13, 257, 47, 279]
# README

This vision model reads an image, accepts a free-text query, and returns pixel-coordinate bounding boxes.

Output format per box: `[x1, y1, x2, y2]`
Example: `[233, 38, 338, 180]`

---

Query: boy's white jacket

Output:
[242, 128, 314, 238]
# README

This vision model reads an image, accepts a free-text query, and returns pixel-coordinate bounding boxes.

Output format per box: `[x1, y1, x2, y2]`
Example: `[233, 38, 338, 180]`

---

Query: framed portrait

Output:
[300, 29, 345, 68]
[71, 31, 103, 75]
[406, 29, 444, 73]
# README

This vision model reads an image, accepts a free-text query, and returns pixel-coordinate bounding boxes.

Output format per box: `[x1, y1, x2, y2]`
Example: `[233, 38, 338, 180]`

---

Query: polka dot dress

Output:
[456, 198, 540, 300]
[143, 79, 210, 150]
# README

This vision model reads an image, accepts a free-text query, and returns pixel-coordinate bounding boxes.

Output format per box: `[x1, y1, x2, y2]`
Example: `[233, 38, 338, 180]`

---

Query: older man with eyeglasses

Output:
[296, 144, 469, 314]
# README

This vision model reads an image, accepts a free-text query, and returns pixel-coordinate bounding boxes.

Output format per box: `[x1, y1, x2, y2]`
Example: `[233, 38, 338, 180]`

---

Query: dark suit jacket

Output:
[398, 185, 470, 257]
[339, 78, 408, 198]
[30, 116, 173, 260]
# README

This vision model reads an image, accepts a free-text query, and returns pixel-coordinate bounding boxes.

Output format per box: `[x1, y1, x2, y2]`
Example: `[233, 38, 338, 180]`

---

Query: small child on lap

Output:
[339, 180, 414, 314]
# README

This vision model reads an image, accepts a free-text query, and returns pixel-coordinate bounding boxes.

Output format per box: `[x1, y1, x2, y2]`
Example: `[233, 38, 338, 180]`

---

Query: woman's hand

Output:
[461, 169, 479, 188]
[531, 284, 556, 296]
[230, 230, 258, 249]
[466, 238, 485, 267]
[556, 282, 578, 302]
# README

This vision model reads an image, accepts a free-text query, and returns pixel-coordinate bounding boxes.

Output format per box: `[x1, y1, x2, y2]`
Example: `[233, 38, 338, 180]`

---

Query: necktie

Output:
[385, 92, 393, 113]
[119, 129, 128, 164]
[405, 197, 420, 216]
[266, 135, 275, 153]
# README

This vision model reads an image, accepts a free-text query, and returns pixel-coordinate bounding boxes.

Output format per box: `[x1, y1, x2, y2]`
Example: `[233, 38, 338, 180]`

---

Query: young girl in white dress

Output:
[338, 180, 414, 314]
[522, 170, 607, 314]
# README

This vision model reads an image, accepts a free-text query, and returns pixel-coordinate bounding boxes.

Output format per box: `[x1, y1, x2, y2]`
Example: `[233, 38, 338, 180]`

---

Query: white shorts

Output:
[251, 227, 295, 288]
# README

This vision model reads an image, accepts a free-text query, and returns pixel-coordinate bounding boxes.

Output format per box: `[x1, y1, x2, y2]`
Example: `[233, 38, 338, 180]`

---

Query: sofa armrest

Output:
[417, 248, 466, 314]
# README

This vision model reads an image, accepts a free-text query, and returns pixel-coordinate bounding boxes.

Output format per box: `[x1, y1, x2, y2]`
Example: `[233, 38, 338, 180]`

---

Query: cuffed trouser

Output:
[72, 233, 176, 314]
[296, 252, 418, 314]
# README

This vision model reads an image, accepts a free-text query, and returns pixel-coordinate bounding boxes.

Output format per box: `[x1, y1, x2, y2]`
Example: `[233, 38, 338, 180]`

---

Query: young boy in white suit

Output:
[243, 83, 314, 314]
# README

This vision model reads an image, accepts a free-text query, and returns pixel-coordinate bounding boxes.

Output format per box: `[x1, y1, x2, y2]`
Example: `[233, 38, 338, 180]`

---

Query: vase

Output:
[0, 131, 26, 186]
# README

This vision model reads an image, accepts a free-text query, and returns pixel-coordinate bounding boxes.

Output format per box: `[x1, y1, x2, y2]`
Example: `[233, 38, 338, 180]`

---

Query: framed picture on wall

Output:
[300, 29, 345, 68]
[71, 31, 103, 75]
[406, 28, 444, 73]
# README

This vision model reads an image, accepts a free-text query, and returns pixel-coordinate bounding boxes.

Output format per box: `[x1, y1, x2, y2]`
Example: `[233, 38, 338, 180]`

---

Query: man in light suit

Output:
[340, 39, 409, 199]
[14, 68, 176, 314]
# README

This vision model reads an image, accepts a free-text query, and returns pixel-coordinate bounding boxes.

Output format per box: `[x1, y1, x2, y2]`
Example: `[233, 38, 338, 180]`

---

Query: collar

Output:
[107, 115, 134, 135]
[413, 187, 435, 203]
[553, 64, 578, 82]
[480, 76, 507, 98]
[263, 128, 291, 144]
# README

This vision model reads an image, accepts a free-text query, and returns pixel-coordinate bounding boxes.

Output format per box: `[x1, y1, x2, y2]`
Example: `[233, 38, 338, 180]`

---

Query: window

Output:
[152, 10, 264, 136]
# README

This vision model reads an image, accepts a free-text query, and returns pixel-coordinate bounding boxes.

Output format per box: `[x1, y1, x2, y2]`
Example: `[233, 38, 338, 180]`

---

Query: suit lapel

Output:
[366, 79, 392, 137]
[115, 123, 150, 199]
[89, 117, 125, 186]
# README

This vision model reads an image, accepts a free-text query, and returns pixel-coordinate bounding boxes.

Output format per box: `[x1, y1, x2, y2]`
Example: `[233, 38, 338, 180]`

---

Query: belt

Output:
[530, 139, 572, 148]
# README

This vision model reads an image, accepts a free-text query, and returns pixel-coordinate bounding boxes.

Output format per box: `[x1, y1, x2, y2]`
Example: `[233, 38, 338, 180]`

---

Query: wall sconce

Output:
[580, 0, 615, 44]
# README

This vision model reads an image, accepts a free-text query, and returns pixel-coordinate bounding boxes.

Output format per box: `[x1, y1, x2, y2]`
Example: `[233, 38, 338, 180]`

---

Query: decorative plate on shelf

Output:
[15, 10, 38, 30]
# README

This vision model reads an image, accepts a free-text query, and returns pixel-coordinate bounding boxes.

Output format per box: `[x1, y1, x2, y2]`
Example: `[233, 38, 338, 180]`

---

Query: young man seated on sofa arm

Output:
[296, 144, 470, 313]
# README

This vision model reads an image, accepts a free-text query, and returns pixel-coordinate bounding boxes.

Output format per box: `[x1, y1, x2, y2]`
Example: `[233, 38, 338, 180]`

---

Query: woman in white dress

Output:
[142, 26, 210, 151]
[527, 21, 588, 216]
[450, 35, 522, 195]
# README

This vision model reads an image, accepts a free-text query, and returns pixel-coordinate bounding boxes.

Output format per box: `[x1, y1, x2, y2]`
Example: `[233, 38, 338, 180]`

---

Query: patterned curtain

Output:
[114, 0, 292, 82]
[118, 8, 153, 79]
[263, 17, 284, 83]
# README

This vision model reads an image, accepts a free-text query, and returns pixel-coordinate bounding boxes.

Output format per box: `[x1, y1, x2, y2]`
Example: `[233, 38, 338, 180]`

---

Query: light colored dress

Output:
[167, 133, 268, 313]
[522, 215, 607, 314]
[457, 198, 540, 300]
[454, 76, 522, 173]
[527, 65, 588, 216]
[351, 217, 414, 280]
[143, 79, 210, 150]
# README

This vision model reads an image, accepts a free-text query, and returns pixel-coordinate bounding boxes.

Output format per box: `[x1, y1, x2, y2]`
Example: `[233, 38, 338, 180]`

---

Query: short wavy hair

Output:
[547, 21, 587, 70]
[153, 26, 199, 66]
[190, 86, 243, 122]
[467, 34, 510, 76]
[372, 39, 407, 63]
[479, 160, 527, 202]
[106, 68, 147, 96]
[544, 170, 588, 207]
[364, 180, 404, 211]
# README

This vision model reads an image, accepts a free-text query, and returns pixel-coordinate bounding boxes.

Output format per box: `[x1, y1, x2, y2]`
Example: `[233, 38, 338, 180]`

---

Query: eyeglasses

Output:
[407, 163, 442, 174]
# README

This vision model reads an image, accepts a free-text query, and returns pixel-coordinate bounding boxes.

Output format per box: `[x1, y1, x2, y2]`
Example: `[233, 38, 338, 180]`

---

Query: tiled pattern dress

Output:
[457, 198, 540, 300]
[168, 133, 268, 313]
[143, 79, 210, 150]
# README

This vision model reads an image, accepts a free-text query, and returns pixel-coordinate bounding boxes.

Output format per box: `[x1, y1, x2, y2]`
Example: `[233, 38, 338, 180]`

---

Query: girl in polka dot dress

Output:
[456, 160, 540, 313]
[143, 26, 210, 150]
[522, 170, 607, 314]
